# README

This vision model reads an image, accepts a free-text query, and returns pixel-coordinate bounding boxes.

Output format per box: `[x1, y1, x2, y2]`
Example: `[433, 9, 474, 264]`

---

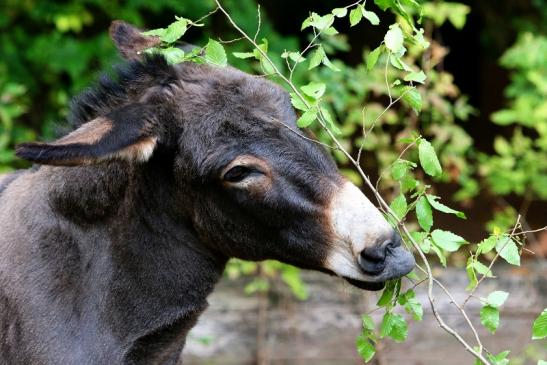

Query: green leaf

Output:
[419, 237, 432, 254]
[297, 108, 318, 128]
[374, 0, 396, 11]
[391, 160, 409, 180]
[410, 231, 427, 244]
[400, 175, 418, 193]
[141, 28, 166, 38]
[384, 24, 404, 53]
[486, 291, 509, 308]
[402, 87, 423, 113]
[322, 54, 341, 72]
[398, 290, 423, 321]
[431, 229, 467, 252]
[319, 107, 341, 134]
[377, 280, 396, 306]
[495, 236, 521, 266]
[232, 51, 255, 59]
[415, 196, 433, 232]
[205, 39, 227, 67]
[161, 18, 188, 43]
[391, 56, 413, 71]
[356, 334, 376, 362]
[532, 308, 547, 340]
[259, 57, 276, 75]
[470, 260, 493, 277]
[362, 315, 375, 331]
[477, 236, 497, 255]
[380, 312, 408, 342]
[362, 9, 380, 25]
[300, 82, 326, 99]
[349, 7, 363, 27]
[281, 265, 308, 300]
[480, 305, 500, 334]
[332, 7, 348, 18]
[390, 194, 407, 220]
[284, 51, 305, 63]
[418, 139, 442, 176]
[404, 70, 427, 84]
[430, 243, 447, 266]
[301, 15, 313, 30]
[426, 194, 466, 218]
[367, 46, 383, 71]
[466, 260, 478, 290]
[290, 93, 307, 111]
[487, 350, 511, 365]
[160, 47, 186, 64]
[309, 13, 335, 31]
[308, 46, 326, 70]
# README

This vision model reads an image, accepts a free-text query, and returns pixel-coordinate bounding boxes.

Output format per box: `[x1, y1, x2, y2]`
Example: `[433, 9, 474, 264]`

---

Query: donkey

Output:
[0, 22, 415, 364]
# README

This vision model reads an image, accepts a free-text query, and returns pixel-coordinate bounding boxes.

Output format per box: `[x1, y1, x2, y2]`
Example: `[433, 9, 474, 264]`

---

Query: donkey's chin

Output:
[343, 277, 385, 291]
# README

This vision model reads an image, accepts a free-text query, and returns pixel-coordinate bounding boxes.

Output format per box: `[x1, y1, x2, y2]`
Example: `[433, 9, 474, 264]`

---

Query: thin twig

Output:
[268, 117, 338, 150]
[254, 4, 262, 43]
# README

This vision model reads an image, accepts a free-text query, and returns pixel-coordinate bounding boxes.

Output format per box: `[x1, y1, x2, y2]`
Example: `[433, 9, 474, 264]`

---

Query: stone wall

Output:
[182, 262, 546, 365]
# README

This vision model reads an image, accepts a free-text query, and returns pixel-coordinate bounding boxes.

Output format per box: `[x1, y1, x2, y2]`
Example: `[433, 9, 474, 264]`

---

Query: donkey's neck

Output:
[37, 161, 227, 364]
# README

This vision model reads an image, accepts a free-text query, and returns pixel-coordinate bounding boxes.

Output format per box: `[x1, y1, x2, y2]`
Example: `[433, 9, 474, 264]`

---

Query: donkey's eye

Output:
[222, 165, 255, 183]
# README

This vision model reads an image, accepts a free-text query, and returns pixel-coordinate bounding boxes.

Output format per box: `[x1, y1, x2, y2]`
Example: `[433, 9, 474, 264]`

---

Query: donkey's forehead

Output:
[172, 63, 294, 125]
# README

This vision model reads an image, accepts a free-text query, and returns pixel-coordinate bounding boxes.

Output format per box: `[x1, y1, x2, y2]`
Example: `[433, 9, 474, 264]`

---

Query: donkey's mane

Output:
[68, 54, 177, 130]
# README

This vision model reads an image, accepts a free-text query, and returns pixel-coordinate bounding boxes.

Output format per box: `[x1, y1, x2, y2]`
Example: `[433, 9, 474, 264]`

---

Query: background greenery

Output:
[1, 0, 545, 296]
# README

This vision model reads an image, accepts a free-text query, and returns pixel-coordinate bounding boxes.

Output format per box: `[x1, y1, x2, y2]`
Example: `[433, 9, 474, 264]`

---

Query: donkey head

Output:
[16, 22, 415, 291]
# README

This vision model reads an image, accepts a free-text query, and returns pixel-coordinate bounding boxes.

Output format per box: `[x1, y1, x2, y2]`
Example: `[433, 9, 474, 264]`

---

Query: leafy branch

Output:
[141, 1, 547, 364]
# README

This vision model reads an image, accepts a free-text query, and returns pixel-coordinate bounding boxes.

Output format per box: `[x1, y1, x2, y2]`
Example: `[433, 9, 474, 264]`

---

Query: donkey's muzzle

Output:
[357, 231, 415, 281]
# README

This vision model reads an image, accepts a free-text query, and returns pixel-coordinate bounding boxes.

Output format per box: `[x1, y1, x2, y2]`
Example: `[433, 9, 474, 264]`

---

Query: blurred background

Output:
[1, 0, 545, 364]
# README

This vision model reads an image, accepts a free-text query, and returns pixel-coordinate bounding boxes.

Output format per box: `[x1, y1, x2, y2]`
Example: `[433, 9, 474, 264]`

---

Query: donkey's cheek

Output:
[323, 181, 393, 279]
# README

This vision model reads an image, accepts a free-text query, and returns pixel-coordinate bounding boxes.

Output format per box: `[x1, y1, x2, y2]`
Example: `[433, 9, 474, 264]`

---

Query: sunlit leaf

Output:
[308, 46, 326, 70]
[495, 236, 520, 266]
[367, 46, 383, 71]
[384, 24, 404, 53]
[402, 87, 423, 113]
[390, 194, 407, 220]
[486, 291, 509, 308]
[480, 305, 500, 334]
[416, 196, 433, 232]
[161, 18, 188, 43]
[426, 194, 466, 218]
[532, 309, 547, 340]
[362, 315, 375, 331]
[418, 139, 442, 176]
[404, 70, 427, 84]
[332, 8, 348, 18]
[297, 108, 318, 128]
[431, 229, 467, 252]
[205, 39, 227, 67]
[349, 7, 363, 27]
[362, 9, 380, 25]
[160, 47, 185, 64]
[380, 312, 408, 342]
[232, 51, 255, 59]
[300, 82, 326, 99]
[356, 334, 376, 362]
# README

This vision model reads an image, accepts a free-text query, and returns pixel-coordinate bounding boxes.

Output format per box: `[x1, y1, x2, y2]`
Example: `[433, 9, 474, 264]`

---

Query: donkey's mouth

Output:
[344, 277, 385, 291]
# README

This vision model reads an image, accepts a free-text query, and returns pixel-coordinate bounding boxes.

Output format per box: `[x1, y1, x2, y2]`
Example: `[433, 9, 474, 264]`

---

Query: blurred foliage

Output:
[0, 0, 545, 299]
[482, 33, 547, 201]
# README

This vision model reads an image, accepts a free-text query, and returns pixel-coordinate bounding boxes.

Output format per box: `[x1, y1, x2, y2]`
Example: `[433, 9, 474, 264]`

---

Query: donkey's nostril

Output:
[358, 242, 389, 275]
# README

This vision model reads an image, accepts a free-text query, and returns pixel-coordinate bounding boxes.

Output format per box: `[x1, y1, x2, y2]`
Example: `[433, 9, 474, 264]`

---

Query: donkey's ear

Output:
[16, 104, 159, 166]
[109, 20, 161, 60]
